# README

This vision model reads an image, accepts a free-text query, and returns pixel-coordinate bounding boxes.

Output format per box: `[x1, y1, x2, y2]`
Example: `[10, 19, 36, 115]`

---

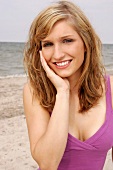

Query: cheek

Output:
[71, 43, 85, 63]
[42, 50, 51, 62]
[74, 44, 85, 57]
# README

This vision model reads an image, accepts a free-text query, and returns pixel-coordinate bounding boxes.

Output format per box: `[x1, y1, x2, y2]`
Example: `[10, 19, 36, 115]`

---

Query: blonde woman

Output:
[23, 1, 113, 170]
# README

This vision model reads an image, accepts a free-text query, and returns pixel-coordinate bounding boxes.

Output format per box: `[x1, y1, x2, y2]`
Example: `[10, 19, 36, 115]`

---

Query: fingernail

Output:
[40, 50, 42, 54]
[40, 55, 43, 63]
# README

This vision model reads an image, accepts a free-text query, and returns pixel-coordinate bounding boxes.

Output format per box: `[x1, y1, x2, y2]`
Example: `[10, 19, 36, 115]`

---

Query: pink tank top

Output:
[38, 76, 113, 170]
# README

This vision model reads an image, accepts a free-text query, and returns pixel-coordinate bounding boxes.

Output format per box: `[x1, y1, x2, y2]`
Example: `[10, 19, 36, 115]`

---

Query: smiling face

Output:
[41, 20, 85, 81]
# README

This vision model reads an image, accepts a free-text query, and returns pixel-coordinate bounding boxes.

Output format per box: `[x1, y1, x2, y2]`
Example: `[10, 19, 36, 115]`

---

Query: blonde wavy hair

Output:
[24, 0, 106, 113]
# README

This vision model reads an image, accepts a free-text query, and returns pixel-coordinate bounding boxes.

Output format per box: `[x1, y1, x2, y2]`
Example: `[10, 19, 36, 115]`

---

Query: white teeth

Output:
[56, 61, 70, 66]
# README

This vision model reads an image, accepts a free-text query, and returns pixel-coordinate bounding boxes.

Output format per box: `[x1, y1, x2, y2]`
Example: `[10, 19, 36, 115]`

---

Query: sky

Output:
[0, 0, 113, 44]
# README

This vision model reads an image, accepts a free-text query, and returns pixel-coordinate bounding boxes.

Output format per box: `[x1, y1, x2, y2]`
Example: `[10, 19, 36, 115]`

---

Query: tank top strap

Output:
[106, 75, 113, 111]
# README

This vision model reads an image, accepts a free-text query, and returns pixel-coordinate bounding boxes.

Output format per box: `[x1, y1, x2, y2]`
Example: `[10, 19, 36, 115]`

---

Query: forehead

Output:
[43, 20, 77, 40]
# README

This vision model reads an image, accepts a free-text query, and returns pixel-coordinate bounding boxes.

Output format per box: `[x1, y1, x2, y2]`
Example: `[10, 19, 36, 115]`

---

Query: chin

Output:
[57, 73, 70, 78]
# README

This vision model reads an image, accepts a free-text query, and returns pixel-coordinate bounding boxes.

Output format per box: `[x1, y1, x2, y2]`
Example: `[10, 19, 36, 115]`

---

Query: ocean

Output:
[0, 42, 113, 78]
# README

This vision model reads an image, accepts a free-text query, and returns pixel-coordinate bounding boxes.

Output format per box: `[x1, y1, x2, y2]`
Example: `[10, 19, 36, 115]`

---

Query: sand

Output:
[0, 77, 37, 170]
[0, 75, 113, 170]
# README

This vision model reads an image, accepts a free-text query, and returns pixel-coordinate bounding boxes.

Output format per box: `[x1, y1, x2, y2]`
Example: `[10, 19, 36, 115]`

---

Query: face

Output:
[41, 20, 85, 80]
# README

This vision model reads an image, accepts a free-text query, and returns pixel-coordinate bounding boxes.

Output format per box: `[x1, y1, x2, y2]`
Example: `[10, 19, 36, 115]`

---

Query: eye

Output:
[43, 42, 53, 47]
[63, 39, 73, 43]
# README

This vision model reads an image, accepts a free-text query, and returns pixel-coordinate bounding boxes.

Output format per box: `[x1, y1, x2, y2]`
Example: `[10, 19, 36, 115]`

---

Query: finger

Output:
[39, 51, 48, 71]
[39, 51, 55, 76]
[39, 52, 70, 90]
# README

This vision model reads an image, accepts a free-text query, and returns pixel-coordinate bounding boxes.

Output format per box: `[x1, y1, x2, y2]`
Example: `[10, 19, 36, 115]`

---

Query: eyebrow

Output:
[42, 35, 74, 43]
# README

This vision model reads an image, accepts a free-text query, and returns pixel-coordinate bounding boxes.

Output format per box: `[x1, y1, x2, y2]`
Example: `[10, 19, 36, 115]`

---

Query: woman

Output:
[23, 1, 113, 170]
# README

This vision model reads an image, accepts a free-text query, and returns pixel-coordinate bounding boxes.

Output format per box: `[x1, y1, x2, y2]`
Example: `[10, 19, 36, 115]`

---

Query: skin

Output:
[41, 20, 85, 89]
[23, 20, 113, 169]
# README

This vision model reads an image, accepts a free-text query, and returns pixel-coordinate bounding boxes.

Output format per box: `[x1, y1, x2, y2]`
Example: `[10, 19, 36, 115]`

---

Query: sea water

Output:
[0, 42, 113, 78]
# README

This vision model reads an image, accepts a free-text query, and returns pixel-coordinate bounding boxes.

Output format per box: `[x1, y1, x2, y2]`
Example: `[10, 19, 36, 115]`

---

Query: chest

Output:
[69, 95, 106, 142]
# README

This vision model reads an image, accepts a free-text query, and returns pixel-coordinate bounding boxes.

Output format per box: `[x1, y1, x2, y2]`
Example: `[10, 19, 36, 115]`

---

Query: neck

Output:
[68, 74, 80, 94]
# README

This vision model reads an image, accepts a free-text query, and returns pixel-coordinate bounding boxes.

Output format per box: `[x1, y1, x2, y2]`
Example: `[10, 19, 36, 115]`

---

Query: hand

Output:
[40, 51, 70, 93]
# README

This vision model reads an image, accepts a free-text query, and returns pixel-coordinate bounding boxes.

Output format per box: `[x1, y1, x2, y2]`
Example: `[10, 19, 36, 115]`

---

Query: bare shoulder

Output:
[110, 75, 113, 108]
[23, 82, 50, 153]
[23, 82, 32, 99]
[23, 82, 35, 114]
[110, 75, 113, 81]
[110, 75, 113, 92]
[23, 82, 34, 106]
[23, 82, 47, 115]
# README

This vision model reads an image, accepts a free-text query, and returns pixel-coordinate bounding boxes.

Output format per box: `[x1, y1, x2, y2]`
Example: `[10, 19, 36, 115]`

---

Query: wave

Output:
[104, 63, 113, 67]
[105, 68, 113, 75]
[0, 68, 113, 80]
[0, 74, 27, 79]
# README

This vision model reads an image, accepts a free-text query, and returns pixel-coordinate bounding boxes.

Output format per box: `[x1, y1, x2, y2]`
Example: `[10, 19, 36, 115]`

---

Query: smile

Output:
[54, 60, 72, 68]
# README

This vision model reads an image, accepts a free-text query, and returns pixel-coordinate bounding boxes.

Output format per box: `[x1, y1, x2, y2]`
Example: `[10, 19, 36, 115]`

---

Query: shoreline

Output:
[0, 69, 113, 79]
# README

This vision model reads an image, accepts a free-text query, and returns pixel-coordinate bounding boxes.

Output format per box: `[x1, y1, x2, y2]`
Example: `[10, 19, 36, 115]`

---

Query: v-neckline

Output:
[68, 117, 107, 144]
[68, 110, 108, 144]
[68, 78, 110, 144]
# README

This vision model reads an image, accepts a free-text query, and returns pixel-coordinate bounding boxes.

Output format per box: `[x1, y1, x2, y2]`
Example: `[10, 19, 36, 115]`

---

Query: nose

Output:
[53, 44, 64, 60]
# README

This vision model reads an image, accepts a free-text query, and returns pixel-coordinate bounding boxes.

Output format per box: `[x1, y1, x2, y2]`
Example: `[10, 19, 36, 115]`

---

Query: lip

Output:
[53, 59, 72, 69]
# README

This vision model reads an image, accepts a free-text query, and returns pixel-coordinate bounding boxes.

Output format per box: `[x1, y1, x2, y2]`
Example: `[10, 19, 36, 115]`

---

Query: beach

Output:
[0, 75, 113, 170]
[0, 76, 37, 170]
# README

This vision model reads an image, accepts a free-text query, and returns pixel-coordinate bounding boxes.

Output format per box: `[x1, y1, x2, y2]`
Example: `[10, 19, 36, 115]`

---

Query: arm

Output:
[23, 84, 69, 170]
[23, 53, 70, 170]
